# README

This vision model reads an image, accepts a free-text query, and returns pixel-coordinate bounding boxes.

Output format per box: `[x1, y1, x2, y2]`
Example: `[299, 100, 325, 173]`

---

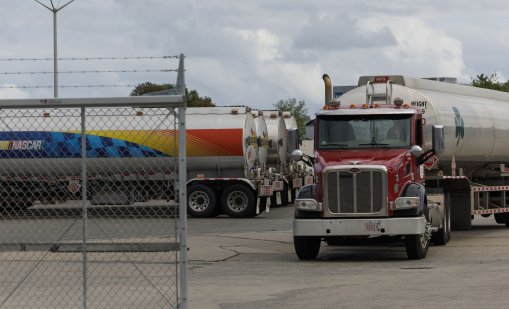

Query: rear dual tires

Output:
[187, 184, 217, 218]
[221, 184, 256, 218]
[294, 236, 321, 260]
[494, 213, 509, 228]
[451, 193, 472, 230]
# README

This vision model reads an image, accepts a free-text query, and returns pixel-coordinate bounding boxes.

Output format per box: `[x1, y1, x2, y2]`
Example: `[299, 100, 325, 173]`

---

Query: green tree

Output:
[130, 82, 215, 107]
[471, 73, 509, 92]
[274, 98, 310, 139]
[186, 89, 214, 107]
[130, 82, 173, 96]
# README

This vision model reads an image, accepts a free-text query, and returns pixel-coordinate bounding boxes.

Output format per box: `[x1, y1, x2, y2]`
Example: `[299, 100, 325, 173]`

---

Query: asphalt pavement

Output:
[187, 206, 509, 309]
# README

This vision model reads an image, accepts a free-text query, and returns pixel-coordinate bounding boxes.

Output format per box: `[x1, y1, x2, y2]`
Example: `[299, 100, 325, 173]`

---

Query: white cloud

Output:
[294, 14, 397, 51]
[2, 1, 509, 116]
[360, 16, 465, 77]
[0, 85, 31, 99]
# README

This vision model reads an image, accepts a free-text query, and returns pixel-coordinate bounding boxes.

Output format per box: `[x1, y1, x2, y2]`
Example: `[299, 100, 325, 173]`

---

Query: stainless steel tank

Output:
[251, 110, 269, 171]
[337, 76, 509, 170]
[263, 110, 288, 173]
[282, 111, 299, 154]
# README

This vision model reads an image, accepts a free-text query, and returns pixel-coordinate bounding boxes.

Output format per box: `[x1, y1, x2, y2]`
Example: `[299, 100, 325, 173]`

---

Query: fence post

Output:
[80, 106, 88, 309]
[178, 53, 188, 309]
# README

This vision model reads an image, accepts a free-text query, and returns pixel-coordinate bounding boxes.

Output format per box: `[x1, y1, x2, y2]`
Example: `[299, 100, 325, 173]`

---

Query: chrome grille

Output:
[325, 168, 386, 216]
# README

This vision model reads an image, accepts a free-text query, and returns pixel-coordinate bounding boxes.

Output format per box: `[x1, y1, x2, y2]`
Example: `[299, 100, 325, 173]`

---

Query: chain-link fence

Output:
[0, 92, 187, 308]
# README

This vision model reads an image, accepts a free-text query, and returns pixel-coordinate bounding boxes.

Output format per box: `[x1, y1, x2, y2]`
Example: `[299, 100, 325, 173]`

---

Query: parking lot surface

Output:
[188, 206, 509, 309]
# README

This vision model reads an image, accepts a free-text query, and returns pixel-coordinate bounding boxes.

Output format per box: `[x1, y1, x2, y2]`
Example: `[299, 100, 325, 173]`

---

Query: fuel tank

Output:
[282, 111, 299, 154]
[251, 110, 269, 170]
[337, 76, 509, 171]
[263, 110, 288, 173]
[0, 106, 259, 180]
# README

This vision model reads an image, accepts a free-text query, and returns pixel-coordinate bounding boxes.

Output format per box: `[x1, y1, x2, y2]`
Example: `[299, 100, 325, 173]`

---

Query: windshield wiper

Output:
[358, 142, 389, 146]
[325, 143, 348, 147]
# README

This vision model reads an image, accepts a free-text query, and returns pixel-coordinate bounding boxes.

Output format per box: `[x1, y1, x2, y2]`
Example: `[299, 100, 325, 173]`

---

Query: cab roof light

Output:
[350, 104, 356, 109]
[362, 103, 369, 109]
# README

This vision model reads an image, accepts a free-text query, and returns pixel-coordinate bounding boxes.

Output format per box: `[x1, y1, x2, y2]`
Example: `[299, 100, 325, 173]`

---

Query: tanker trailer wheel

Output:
[187, 184, 217, 218]
[431, 194, 451, 245]
[220, 184, 256, 218]
[294, 236, 321, 260]
[494, 213, 509, 227]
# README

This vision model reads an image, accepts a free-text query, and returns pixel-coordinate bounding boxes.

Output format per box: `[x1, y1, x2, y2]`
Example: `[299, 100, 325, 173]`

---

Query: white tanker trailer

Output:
[291, 74, 509, 260]
[185, 106, 277, 218]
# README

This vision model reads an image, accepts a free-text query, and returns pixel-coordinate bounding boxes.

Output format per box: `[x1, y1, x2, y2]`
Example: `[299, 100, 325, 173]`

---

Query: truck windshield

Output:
[317, 114, 412, 149]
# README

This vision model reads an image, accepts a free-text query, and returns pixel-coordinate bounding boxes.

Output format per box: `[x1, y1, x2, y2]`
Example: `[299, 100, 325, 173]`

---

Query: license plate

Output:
[272, 181, 284, 191]
[258, 185, 272, 197]
[304, 176, 314, 186]
[364, 221, 381, 232]
[292, 178, 303, 188]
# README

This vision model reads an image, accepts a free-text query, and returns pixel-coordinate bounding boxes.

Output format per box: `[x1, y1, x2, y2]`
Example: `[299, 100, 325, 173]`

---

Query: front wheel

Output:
[294, 236, 321, 260]
[221, 184, 256, 218]
[432, 195, 451, 245]
[405, 233, 429, 259]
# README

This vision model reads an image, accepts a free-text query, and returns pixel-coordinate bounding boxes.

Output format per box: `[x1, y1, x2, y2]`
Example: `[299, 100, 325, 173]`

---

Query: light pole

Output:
[34, 0, 75, 98]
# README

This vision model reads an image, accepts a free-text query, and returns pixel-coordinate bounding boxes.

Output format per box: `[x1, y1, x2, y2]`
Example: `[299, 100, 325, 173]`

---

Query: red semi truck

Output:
[292, 74, 509, 260]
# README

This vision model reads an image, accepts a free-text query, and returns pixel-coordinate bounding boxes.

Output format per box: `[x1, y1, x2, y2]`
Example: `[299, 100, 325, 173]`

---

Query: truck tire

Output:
[405, 233, 429, 259]
[221, 184, 256, 218]
[294, 236, 321, 260]
[494, 213, 509, 227]
[431, 195, 451, 245]
[187, 184, 217, 218]
[450, 193, 472, 230]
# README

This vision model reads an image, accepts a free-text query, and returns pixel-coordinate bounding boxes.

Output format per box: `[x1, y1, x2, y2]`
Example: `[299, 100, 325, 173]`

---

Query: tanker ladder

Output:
[365, 78, 393, 106]
[471, 185, 509, 227]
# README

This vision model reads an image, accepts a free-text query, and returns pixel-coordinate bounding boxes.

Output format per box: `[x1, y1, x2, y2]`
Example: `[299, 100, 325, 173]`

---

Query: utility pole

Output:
[34, 0, 76, 98]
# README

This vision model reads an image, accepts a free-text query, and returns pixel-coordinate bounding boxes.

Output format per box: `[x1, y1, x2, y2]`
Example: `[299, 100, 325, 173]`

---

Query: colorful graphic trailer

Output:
[0, 106, 276, 218]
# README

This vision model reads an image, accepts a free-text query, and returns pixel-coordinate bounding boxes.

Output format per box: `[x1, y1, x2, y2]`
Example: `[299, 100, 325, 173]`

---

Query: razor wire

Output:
[0, 55, 183, 91]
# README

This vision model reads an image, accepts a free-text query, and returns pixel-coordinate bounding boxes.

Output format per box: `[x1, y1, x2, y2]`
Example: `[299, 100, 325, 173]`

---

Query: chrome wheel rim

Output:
[189, 191, 209, 212]
[226, 191, 248, 212]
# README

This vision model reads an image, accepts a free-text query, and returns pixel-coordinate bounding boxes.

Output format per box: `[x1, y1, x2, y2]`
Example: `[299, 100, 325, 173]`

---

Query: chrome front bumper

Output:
[293, 217, 426, 237]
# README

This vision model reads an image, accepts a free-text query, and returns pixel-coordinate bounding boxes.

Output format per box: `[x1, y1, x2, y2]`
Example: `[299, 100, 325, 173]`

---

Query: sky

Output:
[0, 1, 508, 115]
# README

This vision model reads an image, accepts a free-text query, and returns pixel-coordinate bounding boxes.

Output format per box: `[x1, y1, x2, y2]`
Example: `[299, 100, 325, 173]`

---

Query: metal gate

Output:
[0, 63, 187, 308]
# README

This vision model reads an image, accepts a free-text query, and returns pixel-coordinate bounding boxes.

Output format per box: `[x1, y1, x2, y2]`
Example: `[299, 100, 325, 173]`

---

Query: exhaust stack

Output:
[323, 74, 332, 105]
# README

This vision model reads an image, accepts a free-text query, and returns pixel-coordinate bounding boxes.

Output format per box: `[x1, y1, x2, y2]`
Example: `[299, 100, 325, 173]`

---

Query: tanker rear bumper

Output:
[293, 217, 426, 237]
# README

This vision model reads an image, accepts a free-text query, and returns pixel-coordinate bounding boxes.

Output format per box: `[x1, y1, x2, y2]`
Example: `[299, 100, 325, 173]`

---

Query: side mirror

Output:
[432, 125, 445, 154]
[291, 149, 303, 162]
[410, 145, 423, 157]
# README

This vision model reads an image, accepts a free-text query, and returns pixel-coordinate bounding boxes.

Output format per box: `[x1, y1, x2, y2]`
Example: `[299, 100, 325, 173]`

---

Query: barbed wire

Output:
[0, 55, 180, 61]
[0, 85, 139, 89]
[0, 69, 177, 75]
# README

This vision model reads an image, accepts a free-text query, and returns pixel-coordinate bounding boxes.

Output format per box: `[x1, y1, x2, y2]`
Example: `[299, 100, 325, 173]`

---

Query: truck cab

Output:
[292, 75, 448, 260]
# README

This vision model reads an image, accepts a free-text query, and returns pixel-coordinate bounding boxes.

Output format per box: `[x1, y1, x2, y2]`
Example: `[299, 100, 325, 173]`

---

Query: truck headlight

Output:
[393, 197, 420, 210]
[294, 199, 322, 211]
